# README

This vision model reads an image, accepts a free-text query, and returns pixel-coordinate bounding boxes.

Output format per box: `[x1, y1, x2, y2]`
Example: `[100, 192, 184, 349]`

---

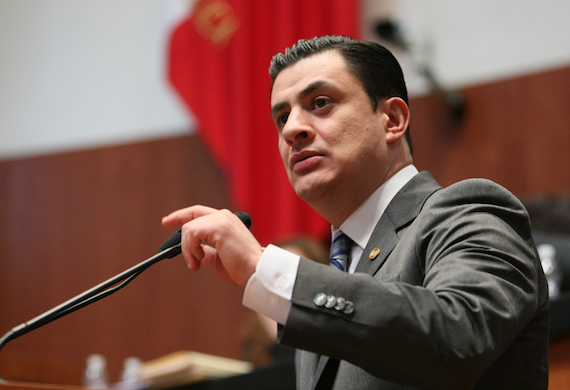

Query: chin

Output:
[290, 169, 336, 200]
[294, 181, 328, 204]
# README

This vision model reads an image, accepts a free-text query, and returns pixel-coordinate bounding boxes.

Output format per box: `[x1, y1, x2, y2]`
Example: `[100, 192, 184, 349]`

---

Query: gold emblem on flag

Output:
[193, 0, 240, 47]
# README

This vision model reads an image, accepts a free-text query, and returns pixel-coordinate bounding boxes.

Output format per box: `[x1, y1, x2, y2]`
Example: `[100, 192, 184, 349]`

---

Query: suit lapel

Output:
[311, 354, 331, 390]
[294, 350, 322, 390]
[355, 217, 398, 275]
[307, 172, 441, 389]
[355, 171, 441, 276]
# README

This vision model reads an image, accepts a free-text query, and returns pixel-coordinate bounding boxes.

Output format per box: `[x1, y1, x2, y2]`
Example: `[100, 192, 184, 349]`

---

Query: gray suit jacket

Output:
[279, 172, 549, 390]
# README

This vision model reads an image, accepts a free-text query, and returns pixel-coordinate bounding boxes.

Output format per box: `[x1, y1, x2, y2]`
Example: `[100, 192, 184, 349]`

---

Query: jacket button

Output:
[314, 293, 327, 306]
[325, 295, 337, 308]
[334, 297, 346, 311]
[344, 301, 355, 314]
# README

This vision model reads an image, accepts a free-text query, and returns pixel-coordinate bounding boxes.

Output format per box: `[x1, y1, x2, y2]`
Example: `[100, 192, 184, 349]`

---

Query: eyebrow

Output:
[270, 80, 334, 118]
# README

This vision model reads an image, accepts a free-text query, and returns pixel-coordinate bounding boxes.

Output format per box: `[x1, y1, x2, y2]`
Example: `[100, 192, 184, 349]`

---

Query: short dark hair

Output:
[269, 35, 412, 155]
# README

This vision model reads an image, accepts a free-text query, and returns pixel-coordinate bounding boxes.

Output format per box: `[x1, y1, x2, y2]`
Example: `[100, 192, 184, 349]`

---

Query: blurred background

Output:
[1, 0, 570, 387]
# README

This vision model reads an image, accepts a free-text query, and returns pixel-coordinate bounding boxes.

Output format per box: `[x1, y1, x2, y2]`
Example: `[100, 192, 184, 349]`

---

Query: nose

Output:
[282, 108, 315, 147]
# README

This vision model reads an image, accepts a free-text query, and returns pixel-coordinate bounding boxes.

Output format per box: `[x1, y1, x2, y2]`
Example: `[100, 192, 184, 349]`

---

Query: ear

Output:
[382, 97, 410, 144]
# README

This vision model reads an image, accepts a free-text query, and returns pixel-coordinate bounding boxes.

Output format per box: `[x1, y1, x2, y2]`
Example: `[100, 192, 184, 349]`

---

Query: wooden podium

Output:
[0, 362, 296, 390]
[1, 383, 84, 390]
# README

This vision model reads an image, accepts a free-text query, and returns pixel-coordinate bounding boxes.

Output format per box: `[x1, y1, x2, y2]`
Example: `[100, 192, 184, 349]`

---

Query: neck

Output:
[313, 158, 413, 228]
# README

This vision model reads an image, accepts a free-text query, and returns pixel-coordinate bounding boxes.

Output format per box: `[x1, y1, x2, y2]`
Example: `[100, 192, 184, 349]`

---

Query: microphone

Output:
[0, 211, 252, 357]
[159, 211, 252, 257]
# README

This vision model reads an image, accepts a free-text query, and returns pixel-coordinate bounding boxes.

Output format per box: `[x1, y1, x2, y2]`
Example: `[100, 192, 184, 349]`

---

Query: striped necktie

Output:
[329, 231, 352, 272]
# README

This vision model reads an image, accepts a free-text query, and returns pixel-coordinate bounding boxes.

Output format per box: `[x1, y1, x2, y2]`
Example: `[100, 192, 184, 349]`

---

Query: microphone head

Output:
[159, 211, 252, 254]
[234, 211, 252, 229]
[159, 230, 182, 253]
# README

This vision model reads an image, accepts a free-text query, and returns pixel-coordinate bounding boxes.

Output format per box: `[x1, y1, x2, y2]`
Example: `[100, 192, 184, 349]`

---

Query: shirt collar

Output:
[334, 164, 419, 250]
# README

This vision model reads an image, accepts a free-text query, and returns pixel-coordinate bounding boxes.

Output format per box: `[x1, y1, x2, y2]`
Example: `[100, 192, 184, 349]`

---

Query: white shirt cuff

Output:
[242, 244, 300, 325]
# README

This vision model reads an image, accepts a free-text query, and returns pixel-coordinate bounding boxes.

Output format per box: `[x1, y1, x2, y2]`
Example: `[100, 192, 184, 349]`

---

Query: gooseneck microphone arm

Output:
[0, 211, 252, 355]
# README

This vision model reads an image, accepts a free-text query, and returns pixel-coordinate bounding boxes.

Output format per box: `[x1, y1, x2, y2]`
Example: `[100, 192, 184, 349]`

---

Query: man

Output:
[162, 36, 549, 389]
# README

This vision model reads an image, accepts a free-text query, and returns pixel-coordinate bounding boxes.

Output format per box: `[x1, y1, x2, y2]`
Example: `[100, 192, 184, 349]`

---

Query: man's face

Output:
[270, 50, 390, 207]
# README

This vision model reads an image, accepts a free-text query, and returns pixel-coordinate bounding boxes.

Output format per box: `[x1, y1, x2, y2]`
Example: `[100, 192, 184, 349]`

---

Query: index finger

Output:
[161, 205, 219, 228]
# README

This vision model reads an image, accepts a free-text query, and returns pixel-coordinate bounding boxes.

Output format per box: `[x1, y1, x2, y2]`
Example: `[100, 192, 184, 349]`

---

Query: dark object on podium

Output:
[169, 362, 295, 390]
[532, 230, 570, 339]
[550, 291, 570, 339]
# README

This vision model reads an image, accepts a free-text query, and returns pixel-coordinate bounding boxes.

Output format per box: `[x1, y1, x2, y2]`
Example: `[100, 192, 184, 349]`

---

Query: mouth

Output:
[289, 150, 323, 171]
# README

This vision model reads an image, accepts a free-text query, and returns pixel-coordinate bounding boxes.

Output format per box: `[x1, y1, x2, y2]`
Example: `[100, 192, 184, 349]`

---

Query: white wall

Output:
[363, 0, 570, 95]
[1, 0, 569, 159]
[0, 0, 193, 159]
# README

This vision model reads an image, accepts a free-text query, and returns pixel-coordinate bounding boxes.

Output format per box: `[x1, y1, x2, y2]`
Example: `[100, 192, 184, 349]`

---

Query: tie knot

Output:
[330, 231, 352, 272]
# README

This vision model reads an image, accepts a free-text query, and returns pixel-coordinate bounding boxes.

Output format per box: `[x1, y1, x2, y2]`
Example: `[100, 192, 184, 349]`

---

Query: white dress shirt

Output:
[243, 165, 419, 325]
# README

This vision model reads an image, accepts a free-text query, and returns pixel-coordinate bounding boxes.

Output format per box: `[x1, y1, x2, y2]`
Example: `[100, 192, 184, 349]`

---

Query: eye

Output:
[278, 113, 289, 127]
[313, 97, 329, 109]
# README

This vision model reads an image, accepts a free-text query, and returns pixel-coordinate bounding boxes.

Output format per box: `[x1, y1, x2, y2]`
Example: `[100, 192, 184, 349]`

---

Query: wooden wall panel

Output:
[0, 135, 250, 385]
[411, 65, 570, 196]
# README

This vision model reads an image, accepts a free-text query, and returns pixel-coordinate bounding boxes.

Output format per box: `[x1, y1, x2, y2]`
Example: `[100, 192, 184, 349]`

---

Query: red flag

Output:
[168, 0, 360, 244]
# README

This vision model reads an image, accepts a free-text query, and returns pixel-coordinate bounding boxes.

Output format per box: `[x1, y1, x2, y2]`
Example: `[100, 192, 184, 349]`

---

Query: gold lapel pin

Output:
[369, 248, 381, 259]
